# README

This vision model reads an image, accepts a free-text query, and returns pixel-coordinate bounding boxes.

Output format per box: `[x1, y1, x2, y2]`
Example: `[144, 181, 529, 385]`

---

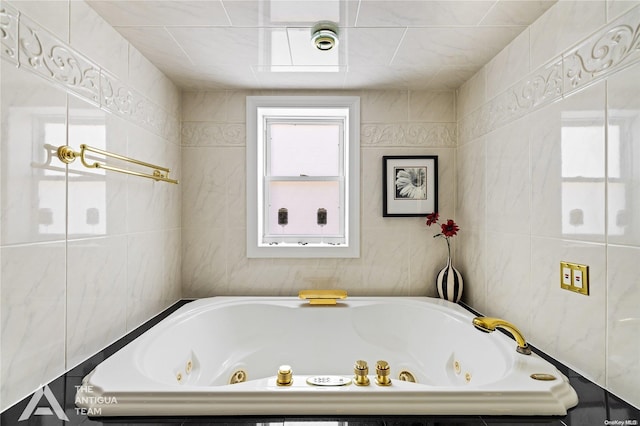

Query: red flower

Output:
[441, 219, 460, 237]
[426, 212, 439, 226]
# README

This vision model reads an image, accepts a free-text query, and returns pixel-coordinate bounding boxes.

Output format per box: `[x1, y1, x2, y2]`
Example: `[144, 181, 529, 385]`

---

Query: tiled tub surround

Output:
[456, 1, 640, 411]
[181, 89, 457, 298]
[1, 300, 638, 424]
[0, 0, 181, 412]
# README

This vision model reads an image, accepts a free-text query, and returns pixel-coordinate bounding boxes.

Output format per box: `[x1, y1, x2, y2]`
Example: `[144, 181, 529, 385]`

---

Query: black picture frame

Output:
[382, 155, 438, 217]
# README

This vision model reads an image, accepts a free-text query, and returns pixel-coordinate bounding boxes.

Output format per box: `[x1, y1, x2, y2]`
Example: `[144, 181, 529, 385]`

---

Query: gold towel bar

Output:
[56, 144, 178, 184]
[298, 289, 347, 305]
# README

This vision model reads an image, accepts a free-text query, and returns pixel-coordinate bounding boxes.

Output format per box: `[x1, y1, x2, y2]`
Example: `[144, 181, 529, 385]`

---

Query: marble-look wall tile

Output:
[182, 227, 227, 298]
[485, 29, 530, 98]
[484, 232, 531, 331]
[455, 229, 486, 311]
[181, 147, 232, 229]
[456, 0, 640, 409]
[70, 0, 128, 81]
[66, 236, 127, 367]
[607, 245, 640, 408]
[408, 91, 455, 123]
[6, 0, 68, 42]
[67, 95, 129, 239]
[607, 0, 640, 21]
[456, 68, 485, 120]
[485, 117, 531, 235]
[456, 136, 485, 229]
[530, 0, 606, 71]
[126, 231, 167, 329]
[361, 228, 411, 296]
[128, 45, 182, 120]
[181, 89, 457, 300]
[1, 0, 182, 412]
[607, 63, 640, 247]
[360, 90, 408, 123]
[1, 65, 67, 245]
[182, 91, 230, 122]
[529, 237, 607, 386]
[530, 81, 606, 242]
[1, 243, 66, 409]
[126, 124, 170, 233]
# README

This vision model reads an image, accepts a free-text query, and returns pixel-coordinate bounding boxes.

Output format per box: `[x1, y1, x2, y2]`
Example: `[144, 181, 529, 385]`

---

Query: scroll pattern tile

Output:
[18, 14, 101, 106]
[564, 7, 640, 93]
[0, 2, 18, 65]
[459, 5, 640, 144]
[0, 5, 179, 143]
[181, 122, 246, 146]
[361, 123, 457, 147]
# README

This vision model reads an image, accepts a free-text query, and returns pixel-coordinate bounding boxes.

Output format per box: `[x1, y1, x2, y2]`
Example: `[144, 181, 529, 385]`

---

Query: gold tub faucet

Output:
[472, 317, 532, 355]
[298, 289, 347, 305]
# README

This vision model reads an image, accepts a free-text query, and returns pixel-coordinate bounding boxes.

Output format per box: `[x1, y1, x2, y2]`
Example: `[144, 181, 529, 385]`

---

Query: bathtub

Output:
[75, 297, 578, 416]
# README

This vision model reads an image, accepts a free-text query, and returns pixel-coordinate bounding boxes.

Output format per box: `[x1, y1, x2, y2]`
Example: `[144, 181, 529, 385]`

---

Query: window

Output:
[247, 96, 360, 258]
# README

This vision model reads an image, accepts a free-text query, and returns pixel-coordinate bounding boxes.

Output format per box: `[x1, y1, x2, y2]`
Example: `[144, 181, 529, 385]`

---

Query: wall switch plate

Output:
[560, 261, 589, 295]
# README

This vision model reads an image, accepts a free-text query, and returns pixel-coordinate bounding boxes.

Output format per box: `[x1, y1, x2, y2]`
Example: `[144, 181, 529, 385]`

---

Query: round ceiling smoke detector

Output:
[311, 22, 338, 51]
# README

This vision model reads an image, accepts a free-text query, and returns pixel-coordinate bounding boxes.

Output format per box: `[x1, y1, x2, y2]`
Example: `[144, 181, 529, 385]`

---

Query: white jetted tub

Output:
[76, 297, 578, 416]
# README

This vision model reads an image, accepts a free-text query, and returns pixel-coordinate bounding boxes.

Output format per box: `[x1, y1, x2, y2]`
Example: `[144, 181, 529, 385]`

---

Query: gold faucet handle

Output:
[375, 360, 391, 386]
[298, 289, 347, 305]
[354, 360, 370, 386]
[277, 365, 293, 386]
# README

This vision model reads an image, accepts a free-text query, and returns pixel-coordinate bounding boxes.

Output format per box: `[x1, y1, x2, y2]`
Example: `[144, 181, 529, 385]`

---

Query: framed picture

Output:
[382, 155, 438, 217]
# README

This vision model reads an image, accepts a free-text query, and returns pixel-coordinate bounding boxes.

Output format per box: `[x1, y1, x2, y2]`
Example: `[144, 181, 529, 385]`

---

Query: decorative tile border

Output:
[0, 2, 18, 65]
[361, 123, 457, 147]
[459, 4, 640, 145]
[564, 13, 640, 93]
[181, 122, 246, 146]
[0, 3, 179, 142]
[19, 14, 101, 106]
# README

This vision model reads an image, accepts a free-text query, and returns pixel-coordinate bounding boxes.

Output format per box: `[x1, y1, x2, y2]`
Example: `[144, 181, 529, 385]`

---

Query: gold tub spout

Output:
[472, 317, 532, 355]
[298, 289, 347, 305]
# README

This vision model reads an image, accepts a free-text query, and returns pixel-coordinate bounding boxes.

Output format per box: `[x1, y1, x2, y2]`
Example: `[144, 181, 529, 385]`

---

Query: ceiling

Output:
[87, 0, 556, 91]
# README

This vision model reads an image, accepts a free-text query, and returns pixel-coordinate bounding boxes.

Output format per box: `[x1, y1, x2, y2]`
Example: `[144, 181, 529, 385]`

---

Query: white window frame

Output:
[247, 96, 360, 258]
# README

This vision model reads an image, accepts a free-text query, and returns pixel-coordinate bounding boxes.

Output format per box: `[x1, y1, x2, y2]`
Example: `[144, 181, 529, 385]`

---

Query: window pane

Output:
[269, 123, 340, 176]
[267, 181, 340, 236]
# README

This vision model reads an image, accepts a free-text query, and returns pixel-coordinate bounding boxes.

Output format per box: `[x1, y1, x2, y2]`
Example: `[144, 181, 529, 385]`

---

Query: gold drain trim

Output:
[530, 373, 557, 381]
[398, 370, 416, 383]
[229, 369, 248, 384]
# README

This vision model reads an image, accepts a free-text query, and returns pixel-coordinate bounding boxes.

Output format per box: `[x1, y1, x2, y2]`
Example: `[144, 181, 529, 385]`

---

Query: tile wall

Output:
[181, 90, 457, 298]
[0, 0, 182, 411]
[456, 1, 640, 409]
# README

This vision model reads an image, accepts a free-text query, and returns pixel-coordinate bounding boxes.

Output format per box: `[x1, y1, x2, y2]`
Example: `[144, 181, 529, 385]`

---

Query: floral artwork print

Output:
[394, 167, 427, 200]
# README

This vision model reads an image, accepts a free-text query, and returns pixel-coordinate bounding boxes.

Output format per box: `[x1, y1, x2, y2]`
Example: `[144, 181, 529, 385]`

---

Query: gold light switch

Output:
[560, 262, 589, 296]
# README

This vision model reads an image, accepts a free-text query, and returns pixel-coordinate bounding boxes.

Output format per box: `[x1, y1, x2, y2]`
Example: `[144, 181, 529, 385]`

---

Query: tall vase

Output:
[436, 238, 463, 303]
